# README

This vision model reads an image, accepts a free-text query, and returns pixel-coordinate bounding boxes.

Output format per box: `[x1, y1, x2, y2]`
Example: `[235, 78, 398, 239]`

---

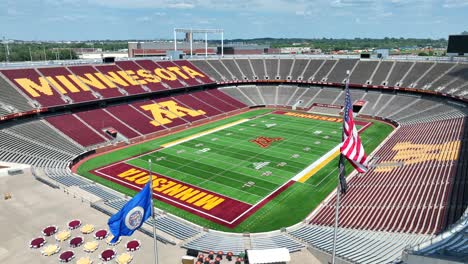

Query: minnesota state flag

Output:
[108, 180, 152, 243]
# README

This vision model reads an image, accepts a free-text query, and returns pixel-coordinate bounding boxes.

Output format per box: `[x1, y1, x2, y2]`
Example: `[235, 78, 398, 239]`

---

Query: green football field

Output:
[128, 111, 343, 205]
[78, 109, 393, 232]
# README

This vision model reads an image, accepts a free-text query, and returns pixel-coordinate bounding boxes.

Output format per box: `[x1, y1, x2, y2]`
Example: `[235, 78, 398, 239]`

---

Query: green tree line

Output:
[0, 41, 129, 62]
[0, 43, 78, 62]
[245, 37, 448, 51]
[0, 38, 451, 62]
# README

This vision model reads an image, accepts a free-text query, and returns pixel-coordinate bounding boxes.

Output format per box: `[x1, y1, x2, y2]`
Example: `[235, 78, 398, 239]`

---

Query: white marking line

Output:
[162, 119, 249, 148]
[127, 163, 258, 203]
[291, 144, 341, 181]
[228, 180, 293, 224]
[290, 121, 369, 182]
[117, 119, 250, 166]
[94, 119, 252, 173]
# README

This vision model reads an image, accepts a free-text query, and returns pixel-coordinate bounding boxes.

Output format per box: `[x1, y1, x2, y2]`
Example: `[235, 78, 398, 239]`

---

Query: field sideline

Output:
[78, 109, 393, 232]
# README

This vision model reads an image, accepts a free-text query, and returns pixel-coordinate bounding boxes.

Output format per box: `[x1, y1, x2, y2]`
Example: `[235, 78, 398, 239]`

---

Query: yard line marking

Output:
[128, 162, 263, 202]
[160, 119, 249, 148]
[292, 124, 371, 183]
[294, 145, 341, 183]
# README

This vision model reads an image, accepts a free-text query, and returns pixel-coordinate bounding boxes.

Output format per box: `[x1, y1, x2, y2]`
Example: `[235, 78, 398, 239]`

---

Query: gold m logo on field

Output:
[375, 141, 460, 172]
[140, 100, 206, 127]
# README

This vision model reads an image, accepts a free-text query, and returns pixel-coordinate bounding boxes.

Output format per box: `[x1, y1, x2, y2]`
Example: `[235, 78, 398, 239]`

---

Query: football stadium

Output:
[1, 10, 468, 264]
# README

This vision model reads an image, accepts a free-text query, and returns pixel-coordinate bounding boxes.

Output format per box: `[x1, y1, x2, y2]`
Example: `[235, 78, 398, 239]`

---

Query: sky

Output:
[1, 0, 467, 40]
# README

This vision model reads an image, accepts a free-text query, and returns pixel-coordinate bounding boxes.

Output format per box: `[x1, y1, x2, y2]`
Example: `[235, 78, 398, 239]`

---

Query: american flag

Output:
[340, 79, 368, 175]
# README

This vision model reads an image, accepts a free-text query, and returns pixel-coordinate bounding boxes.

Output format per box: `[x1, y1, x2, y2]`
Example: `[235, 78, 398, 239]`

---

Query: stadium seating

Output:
[289, 224, 429, 263]
[401, 62, 434, 87]
[45, 114, 107, 147]
[37, 67, 99, 102]
[96, 64, 149, 94]
[264, 58, 279, 79]
[251, 233, 304, 252]
[45, 168, 91, 187]
[1, 68, 68, 107]
[407, 215, 468, 262]
[279, 59, 293, 79]
[42, 90, 248, 147]
[0, 120, 84, 168]
[2, 58, 468, 118]
[80, 185, 122, 201]
[115, 60, 170, 92]
[210, 60, 236, 80]
[371, 61, 393, 85]
[290, 59, 309, 80]
[234, 59, 255, 80]
[190, 90, 236, 113]
[75, 108, 141, 139]
[149, 216, 201, 240]
[173, 60, 216, 84]
[310, 117, 466, 235]
[219, 85, 467, 124]
[191, 60, 224, 81]
[302, 59, 325, 80]
[183, 232, 245, 254]
[349, 60, 379, 84]
[250, 59, 267, 79]
[326, 59, 358, 83]
[386, 61, 413, 86]
[105, 103, 166, 135]
[0, 73, 34, 112]
[314, 60, 338, 81]
[67, 65, 128, 98]
[207, 89, 249, 109]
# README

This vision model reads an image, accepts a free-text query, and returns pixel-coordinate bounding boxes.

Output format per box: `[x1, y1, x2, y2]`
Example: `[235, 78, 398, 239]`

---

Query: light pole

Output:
[3, 37, 10, 63]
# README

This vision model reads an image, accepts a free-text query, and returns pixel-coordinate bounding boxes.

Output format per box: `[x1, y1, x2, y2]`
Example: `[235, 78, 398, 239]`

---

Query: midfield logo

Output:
[250, 136, 283, 148]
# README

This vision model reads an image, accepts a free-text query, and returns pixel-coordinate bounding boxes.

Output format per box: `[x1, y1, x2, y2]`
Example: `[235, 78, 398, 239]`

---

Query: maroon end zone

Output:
[272, 110, 372, 132]
[91, 162, 294, 228]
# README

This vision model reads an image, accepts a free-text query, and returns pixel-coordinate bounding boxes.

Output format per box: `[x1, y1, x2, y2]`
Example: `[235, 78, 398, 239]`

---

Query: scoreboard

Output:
[447, 35, 468, 56]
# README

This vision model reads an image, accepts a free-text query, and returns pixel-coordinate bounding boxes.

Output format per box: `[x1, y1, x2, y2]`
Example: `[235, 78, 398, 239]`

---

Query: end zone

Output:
[91, 162, 294, 228]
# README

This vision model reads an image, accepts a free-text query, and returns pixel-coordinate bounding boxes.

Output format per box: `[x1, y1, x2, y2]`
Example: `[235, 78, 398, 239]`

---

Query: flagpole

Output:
[332, 70, 351, 264]
[331, 163, 342, 264]
[148, 159, 159, 264]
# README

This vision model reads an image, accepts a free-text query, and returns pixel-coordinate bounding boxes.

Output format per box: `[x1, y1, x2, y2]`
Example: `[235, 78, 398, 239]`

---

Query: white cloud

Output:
[136, 16, 152, 22]
[443, 0, 468, 7]
[167, 2, 195, 9]
[47, 14, 86, 22]
[91, 0, 197, 9]
[295, 10, 313, 16]
[89, 0, 322, 12]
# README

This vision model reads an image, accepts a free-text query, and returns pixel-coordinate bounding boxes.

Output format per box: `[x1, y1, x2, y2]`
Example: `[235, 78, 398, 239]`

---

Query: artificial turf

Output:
[77, 109, 393, 232]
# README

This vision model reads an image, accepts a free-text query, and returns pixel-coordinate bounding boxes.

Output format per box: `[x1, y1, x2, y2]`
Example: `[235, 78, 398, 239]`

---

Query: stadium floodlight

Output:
[2, 36, 10, 63]
[174, 28, 224, 57]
